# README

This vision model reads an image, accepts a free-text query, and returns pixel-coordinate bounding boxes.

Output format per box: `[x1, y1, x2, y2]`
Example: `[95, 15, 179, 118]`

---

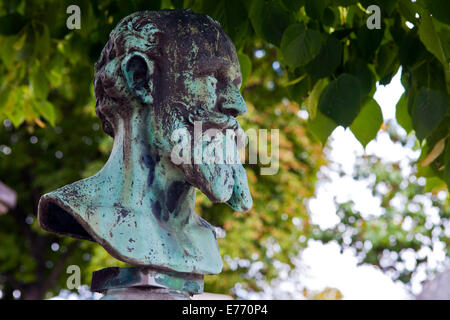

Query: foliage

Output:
[0, 0, 449, 299]
[192, 0, 450, 190]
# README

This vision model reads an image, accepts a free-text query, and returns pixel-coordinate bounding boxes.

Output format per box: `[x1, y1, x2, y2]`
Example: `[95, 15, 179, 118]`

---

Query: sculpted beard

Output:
[176, 125, 252, 213]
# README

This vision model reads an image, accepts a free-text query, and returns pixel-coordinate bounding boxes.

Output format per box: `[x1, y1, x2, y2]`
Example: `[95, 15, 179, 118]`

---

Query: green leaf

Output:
[411, 88, 448, 141]
[333, 0, 357, 5]
[48, 55, 64, 87]
[281, 0, 305, 11]
[249, 0, 265, 37]
[0, 87, 19, 127]
[306, 36, 342, 80]
[399, 34, 426, 67]
[171, 0, 184, 9]
[29, 64, 50, 100]
[5, 107, 25, 127]
[287, 75, 309, 103]
[391, 14, 407, 43]
[424, 0, 450, 25]
[395, 92, 413, 133]
[397, 0, 418, 22]
[0, 13, 27, 35]
[376, 42, 399, 85]
[17, 28, 36, 62]
[0, 34, 24, 68]
[33, 100, 55, 126]
[280, 24, 322, 68]
[356, 25, 384, 59]
[323, 8, 336, 27]
[407, 56, 447, 94]
[237, 51, 252, 88]
[419, 13, 447, 67]
[406, 85, 417, 115]
[360, 0, 398, 15]
[212, 0, 249, 46]
[250, 0, 293, 47]
[318, 73, 362, 128]
[35, 23, 51, 61]
[308, 110, 338, 144]
[0, 86, 11, 113]
[305, 0, 325, 21]
[382, 0, 399, 15]
[344, 59, 374, 97]
[350, 98, 383, 147]
[434, 21, 450, 66]
[425, 176, 446, 193]
[305, 78, 328, 119]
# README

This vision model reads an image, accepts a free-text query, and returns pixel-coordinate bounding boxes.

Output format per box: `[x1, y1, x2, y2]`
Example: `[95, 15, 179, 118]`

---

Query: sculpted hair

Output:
[93, 9, 224, 137]
[93, 11, 162, 136]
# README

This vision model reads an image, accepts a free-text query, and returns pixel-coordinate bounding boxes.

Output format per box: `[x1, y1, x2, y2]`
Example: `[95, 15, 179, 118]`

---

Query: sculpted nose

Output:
[219, 87, 248, 117]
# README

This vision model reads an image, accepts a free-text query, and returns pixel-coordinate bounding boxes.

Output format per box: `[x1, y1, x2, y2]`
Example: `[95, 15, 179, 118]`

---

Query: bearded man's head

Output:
[93, 9, 252, 212]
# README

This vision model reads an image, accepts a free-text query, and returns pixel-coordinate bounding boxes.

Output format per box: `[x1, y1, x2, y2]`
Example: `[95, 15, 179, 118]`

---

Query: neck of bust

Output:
[97, 107, 195, 226]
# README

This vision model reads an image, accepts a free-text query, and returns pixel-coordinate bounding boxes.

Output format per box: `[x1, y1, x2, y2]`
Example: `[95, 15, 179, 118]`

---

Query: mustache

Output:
[171, 102, 252, 212]
[186, 105, 240, 131]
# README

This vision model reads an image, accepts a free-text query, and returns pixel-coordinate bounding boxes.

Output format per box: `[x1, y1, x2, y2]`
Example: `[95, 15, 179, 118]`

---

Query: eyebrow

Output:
[195, 57, 228, 76]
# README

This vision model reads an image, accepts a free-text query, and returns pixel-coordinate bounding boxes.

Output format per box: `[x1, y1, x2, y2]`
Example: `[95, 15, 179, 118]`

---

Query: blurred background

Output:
[0, 0, 449, 299]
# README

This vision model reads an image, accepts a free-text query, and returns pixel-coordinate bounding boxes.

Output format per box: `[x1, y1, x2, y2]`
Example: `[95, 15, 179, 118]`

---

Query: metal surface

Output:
[101, 287, 191, 300]
[91, 267, 203, 294]
[37, 10, 252, 277]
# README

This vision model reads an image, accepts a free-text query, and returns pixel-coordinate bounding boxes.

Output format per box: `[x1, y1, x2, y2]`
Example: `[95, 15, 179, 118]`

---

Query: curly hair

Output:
[93, 9, 224, 137]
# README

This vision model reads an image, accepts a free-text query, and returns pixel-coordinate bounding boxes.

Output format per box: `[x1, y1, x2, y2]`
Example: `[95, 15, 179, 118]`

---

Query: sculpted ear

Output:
[121, 53, 154, 104]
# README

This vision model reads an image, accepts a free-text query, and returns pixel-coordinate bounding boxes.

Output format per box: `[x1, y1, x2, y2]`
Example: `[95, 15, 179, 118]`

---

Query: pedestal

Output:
[90, 267, 204, 300]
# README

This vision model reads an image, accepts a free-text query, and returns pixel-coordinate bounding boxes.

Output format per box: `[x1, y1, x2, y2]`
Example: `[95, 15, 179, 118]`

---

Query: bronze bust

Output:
[38, 10, 252, 280]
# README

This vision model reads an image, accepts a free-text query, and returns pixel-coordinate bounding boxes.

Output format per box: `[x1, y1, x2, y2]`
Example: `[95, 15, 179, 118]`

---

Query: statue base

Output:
[90, 267, 204, 300]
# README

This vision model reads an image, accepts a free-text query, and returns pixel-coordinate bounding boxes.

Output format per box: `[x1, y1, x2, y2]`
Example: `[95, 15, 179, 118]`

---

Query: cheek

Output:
[152, 112, 187, 155]
[186, 78, 217, 107]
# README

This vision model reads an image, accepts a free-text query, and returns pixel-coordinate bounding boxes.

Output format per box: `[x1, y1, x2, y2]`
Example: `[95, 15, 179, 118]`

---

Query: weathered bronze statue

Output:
[37, 9, 252, 299]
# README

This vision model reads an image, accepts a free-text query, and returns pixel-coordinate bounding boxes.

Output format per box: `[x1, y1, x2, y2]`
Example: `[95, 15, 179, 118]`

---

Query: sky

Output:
[299, 240, 411, 299]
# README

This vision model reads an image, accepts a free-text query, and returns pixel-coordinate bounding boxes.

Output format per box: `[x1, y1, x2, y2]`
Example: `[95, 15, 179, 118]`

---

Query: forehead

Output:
[165, 18, 239, 75]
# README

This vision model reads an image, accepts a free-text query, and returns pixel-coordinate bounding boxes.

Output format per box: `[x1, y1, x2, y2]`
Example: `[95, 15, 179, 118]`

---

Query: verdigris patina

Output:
[37, 9, 252, 293]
